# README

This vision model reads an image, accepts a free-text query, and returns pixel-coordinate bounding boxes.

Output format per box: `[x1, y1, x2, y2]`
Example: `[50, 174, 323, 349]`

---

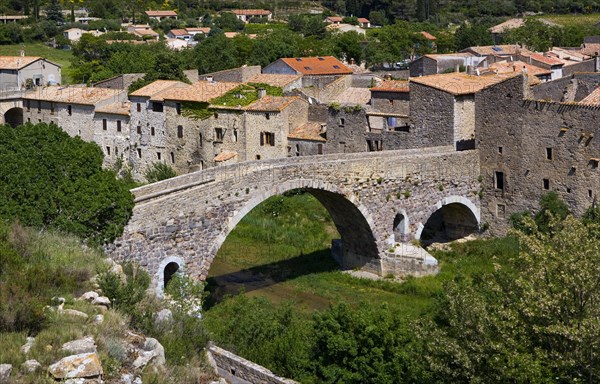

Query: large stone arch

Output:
[206, 178, 382, 275]
[415, 195, 480, 242]
[4, 107, 23, 128]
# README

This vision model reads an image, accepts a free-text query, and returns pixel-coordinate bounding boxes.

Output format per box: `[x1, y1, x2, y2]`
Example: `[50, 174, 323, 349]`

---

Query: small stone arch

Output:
[390, 210, 409, 244]
[208, 178, 381, 275]
[156, 256, 185, 297]
[415, 195, 480, 243]
[4, 107, 23, 128]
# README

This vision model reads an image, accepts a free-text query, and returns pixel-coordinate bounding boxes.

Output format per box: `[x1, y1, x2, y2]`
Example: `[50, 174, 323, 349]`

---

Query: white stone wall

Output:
[453, 94, 475, 144]
[93, 112, 130, 169]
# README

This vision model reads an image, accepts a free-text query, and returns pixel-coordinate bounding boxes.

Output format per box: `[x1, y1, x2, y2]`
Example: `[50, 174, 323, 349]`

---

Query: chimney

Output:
[258, 88, 266, 99]
[384, 73, 392, 80]
[455, 64, 460, 73]
[349, 58, 355, 65]
[206, 75, 214, 82]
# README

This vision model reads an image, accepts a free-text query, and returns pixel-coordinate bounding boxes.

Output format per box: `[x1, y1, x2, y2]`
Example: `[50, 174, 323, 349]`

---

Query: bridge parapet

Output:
[108, 147, 481, 293]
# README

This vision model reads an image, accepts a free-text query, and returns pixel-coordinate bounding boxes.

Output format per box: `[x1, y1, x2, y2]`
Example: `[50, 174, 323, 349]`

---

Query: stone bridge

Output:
[107, 146, 481, 294]
[0, 91, 24, 127]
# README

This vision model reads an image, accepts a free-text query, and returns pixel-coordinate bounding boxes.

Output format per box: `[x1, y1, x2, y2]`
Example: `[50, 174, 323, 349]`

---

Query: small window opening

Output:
[37, 101, 41, 113]
[546, 147, 552, 160]
[26, 100, 30, 111]
[137, 125, 142, 134]
[177, 125, 183, 138]
[256, 154, 261, 160]
[106, 146, 111, 156]
[318, 143, 323, 155]
[543, 178, 550, 190]
[498, 146, 503, 154]
[176, 103, 181, 115]
[170, 152, 175, 163]
[199, 133, 203, 147]
[215, 128, 224, 141]
[495, 171, 505, 190]
[102, 119, 107, 130]
[151, 127, 155, 136]
[152, 102, 164, 112]
[163, 262, 179, 289]
[50, 103, 54, 115]
[157, 152, 161, 160]
[339, 118, 345, 126]
[136, 103, 141, 112]
[137, 148, 142, 158]
[117, 120, 122, 132]
[233, 129, 238, 142]
[589, 190, 593, 198]
[67, 105, 72, 115]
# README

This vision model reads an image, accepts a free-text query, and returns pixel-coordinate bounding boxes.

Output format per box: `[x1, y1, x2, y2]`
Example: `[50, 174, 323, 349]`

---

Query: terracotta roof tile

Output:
[357, 18, 369, 23]
[129, 80, 187, 98]
[95, 101, 131, 115]
[420, 31, 437, 40]
[157, 80, 241, 102]
[0, 56, 46, 70]
[409, 72, 521, 95]
[230, 9, 271, 16]
[186, 27, 211, 34]
[279, 56, 352, 75]
[580, 86, 600, 106]
[329, 87, 371, 104]
[371, 80, 409, 92]
[463, 45, 527, 56]
[145, 10, 177, 16]
[524, 53, 563, 66]
[169, 29, 188, 36]
[581, 43, 600, 57]
[288, 122, 326, 142]
[245, 96, 300, 112]
[489, 60, 552, 76]
[248, 74, 301, 88]
[326, 16, 343, 22]
[24, 86, 124, 105]
[214, 150, 238, 162]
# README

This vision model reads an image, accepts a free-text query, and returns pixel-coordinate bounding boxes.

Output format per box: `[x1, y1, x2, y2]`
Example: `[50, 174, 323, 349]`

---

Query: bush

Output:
[144, 162, 177, 183]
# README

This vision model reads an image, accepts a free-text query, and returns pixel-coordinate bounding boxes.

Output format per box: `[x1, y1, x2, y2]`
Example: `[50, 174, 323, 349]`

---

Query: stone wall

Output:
[202, 66, 262, 83]
[106, 146, 480, 291]
[477, 74, 600, 235]
[94, 73, 145, 90]
[302, 75, 351, 103]
[94, 112, 130, 168]
[562, 59, 596, 77]
[207, 345, 298, 384]
[371, 90, 409, 115]
[409, 83, 455, 147]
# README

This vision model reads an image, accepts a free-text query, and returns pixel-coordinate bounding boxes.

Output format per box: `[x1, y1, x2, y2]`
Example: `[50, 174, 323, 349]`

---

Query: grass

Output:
[206, 192, 519, 320]
[0, 43, 75, 84]
[535, 13, 600, 27]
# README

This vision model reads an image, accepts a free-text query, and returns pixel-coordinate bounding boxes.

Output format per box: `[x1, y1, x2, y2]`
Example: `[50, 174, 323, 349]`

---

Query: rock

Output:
[79, 291, 99, 302]
[20, 336, 35, 354]
[0, 364, 12, 383]
[154, 309, 173, 325]
[64, 379, 102, 384]
[92, 314, 104, 325]
[21, 359, 41, 374]
[91, 296, 110, 307]
[48, 353, 103, 380]
[62, 309, 89, 320]
[120, 373, 134, 384]
[62, 336, 97, 354]
[133, 337, 165, 369]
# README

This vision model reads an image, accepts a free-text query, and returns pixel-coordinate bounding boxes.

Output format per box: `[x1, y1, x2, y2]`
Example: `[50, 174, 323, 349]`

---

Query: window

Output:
[176, 103, 181, 115]
[543, 178, 550, 190]
[495, 171, 504, 190]
[137, 148, 142, 158]
[304, 66, 312, 70]
[106, 146, 111, 156]
[318, 143, 323, 155]
[137, 125, 141, 134]
[170, 152, 175, 163]
[152, 102, 164, 112]
[136, 103, 141, 112]
[295, 58, 302, 62]
[37, 101, 41, 113]
[367, 139, 382, 152]
[295, 144, 300, 156]
[333, 65, 340, 69]
[215, 128, 224, 141]
[256, 155, 261, 160]
[199, 133, 203, 147]
[265, 113, 270, 120]
[498, 146, 503, 154]
[102, 119, 107, 130]
[67, 105, 72, 116]
[339, 118, 345, 126]
[318, 57, 324, 61]
[591, 159, 599, 169]
[589, 190, 593, 198]
[26, 100, 30, 111]
[151, 127, 155, 136]
[260, 132, 275, 146]
[546, 147, 553, 160]
[27, 117, 30, 123]
[388, 99, 394, 105]
[214, 112, 218, 119]
[117, 120, 122, 132]
[157, 152, 161, 160]
[177, 125, 183, 138]
[496, 204, 506, 218]
[233, 129, 238, 142]
[50, 103, 54, 115]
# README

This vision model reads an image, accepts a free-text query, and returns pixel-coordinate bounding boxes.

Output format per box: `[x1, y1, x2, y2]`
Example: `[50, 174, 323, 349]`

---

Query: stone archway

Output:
[4, 107, 23, 128]
[156, 256, 185, 297]
[391, 211, 409, 244]
[207, 180, 381, 276]
[416, 196, 480, 245]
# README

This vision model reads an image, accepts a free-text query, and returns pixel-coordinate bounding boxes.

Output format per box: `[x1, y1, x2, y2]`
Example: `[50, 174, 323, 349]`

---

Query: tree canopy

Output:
[0, 122, 134, 244]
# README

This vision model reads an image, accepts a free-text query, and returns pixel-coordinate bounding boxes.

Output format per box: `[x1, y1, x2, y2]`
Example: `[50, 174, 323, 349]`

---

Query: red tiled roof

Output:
[409, 72, 521, 95]
[214, 150, 238, 162]
[371, 80, 409, 92]
[158, 80, 241, 102]
[169, 29, 188, 36]
[95, 101, 131, 116]
[525, 53, 563, 66]
[146, 10, 177, 16]
[24, 86, 124, 106]
[420, 31, 437, 40]
[582, 43, 600, 56]
[326, 16, 343, 22]
[231, 9, 271, 16]
[279, 56, 352, 75]
[580, 86, 600, 106]
[357, 18, 369, 23]
[489, 60, 552, 76]
[463, 45, 526, 56]
[186, 27, 211, 34]
[0, 56, 51, 70]
[129, 80, 187, 98]
[288, 122, 326, 142]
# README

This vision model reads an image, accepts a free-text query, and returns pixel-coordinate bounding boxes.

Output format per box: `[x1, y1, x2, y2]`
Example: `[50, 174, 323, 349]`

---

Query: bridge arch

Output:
[415, 195, 480, 243]
[390, 209, 410, 244]
[206, 178, 381, 275]
[4, 107, 23, 128]
[156, 256, 185, 297]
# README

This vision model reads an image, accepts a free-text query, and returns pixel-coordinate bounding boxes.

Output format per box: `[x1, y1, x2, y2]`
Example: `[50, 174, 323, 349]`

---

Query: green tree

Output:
[45, 0, 64, 23]
[0, 123, 133, 244]
[194, 32, 241, 73]
[214, 12, 245, 31]
[420, 214, 600, 382]
[143, 162, 177, 183]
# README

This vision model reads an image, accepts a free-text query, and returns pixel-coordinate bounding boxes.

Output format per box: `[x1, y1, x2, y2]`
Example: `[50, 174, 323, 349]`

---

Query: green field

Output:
[536, 13, 600, 27]
[0, 43, 75, 84]
[205, 192, 518, 318]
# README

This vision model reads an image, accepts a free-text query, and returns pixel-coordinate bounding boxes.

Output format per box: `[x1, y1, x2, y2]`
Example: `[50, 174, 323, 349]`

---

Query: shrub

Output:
[144, 162, 177, 183]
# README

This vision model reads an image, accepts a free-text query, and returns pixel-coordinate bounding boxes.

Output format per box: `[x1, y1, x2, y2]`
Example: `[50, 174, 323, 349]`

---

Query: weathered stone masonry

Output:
[106, 146, 481, 291]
